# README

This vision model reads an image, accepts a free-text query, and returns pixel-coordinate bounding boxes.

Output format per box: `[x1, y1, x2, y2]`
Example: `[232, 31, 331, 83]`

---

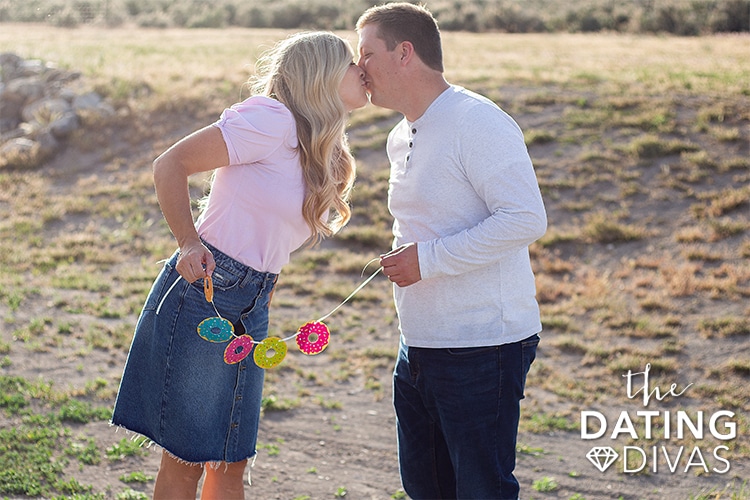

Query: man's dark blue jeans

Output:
[393, 334, 540, 500]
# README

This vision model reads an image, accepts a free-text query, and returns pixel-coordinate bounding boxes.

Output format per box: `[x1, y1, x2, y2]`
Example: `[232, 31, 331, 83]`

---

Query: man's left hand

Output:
[380, 243, 421, 287]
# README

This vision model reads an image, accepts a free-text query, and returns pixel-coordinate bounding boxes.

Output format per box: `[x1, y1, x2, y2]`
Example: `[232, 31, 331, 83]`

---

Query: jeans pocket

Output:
[189, 263, 243, 297]
[445, 345, 499, 357]
[521, 334, 540, 369]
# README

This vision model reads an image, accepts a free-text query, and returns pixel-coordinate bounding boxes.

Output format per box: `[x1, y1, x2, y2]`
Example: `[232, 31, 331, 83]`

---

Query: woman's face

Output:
[339, 62, 368, 112]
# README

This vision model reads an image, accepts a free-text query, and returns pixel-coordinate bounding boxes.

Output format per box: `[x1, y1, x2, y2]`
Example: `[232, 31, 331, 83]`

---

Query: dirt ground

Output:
[1, 83, 748, 500]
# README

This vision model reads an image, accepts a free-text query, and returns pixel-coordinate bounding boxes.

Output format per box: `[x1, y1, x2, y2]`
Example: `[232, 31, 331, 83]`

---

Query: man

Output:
[356, 3, 547, 499]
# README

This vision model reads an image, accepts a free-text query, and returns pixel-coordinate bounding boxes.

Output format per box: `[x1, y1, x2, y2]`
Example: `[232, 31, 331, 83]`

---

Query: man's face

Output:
[357, 24, 400, 110]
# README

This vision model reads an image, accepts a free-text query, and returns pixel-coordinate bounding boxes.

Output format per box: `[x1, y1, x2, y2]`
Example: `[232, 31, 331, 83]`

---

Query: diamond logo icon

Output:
[586, 446, 619, 472]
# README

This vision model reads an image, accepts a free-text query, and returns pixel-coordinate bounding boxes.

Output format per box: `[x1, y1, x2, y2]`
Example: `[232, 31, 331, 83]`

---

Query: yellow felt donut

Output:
[253, 337, 287, 369]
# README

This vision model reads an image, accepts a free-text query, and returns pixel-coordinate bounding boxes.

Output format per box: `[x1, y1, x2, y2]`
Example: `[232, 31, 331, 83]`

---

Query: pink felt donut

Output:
[296, 321, 330, 355]
[223, 335, 254, 364]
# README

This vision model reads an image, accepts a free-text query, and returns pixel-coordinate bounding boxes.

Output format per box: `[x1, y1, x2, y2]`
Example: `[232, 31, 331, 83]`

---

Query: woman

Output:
[111, 31, 368, 499]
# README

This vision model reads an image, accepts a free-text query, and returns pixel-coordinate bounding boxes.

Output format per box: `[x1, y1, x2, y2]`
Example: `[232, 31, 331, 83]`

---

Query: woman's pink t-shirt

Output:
[195, 96, 310, 273]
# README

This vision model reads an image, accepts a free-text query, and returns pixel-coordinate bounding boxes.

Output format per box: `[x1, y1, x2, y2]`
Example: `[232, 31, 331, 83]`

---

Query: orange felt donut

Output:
[203, 275, 214, 302]
[296, 321, 330, 355]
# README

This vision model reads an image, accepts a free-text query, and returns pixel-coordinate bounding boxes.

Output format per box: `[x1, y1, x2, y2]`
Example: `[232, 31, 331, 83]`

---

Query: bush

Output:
[711, 0, 750, 32]
[0, 0, 746, 34]
[235, 6, 270, 28]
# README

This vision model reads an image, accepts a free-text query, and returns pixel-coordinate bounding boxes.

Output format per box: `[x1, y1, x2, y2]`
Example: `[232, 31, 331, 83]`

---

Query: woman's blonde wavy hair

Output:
[249, 31, 357, 244]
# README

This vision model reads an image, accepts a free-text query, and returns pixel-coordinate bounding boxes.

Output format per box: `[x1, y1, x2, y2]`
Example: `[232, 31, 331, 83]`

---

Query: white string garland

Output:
[156, 258, 384, 346]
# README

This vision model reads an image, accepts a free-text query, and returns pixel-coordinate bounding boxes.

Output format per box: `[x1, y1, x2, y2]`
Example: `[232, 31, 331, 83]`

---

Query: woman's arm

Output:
[152, 125, 230, 282]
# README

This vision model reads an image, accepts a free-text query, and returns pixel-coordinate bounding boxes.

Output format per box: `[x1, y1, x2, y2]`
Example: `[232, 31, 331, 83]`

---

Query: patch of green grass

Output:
[50, 268, 112, 292]
[698, 317, 750, 338]
[258, 439, 283, 457]
[542, 315, 577, 333]
[523, 412, 578, 433]
[707, 218, 748, 241]
[517, 443, 546, 456]
[334, 486, 348, 497]
[106, 437, 150, 461]
[0, 412, 94, 497]
[119, 471, 154, 484]
[583, 212, 648, 244]
[607, 354, 678, 376]
[315, 396, 343, 410]
[525, 128, 556, 145]
[261, 393, 301, 412]
[626, 134, 699, 159]
[532, 476, 559, 492]
[58, 399, 112, 424]
[66, 437, 101, 465]
[116, 489, 149, 500]
[693, 186, 750, 218]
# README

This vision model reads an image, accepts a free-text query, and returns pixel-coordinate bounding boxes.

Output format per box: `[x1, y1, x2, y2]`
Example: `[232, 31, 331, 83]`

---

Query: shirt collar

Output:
[407, 85, 457, 129]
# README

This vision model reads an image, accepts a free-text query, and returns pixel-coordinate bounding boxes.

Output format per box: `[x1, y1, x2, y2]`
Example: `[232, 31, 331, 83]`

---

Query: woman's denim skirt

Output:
[111, 241, 278, 464]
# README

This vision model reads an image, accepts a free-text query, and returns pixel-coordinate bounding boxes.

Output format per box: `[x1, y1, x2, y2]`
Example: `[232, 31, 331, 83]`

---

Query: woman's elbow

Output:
[152, 151, 180, 187]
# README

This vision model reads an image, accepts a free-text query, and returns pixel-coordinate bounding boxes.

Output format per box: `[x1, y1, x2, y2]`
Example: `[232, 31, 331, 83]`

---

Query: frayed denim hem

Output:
[109, 422, 257, 484]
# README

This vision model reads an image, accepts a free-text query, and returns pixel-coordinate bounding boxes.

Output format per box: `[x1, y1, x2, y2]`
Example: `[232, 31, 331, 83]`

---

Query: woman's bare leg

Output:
[200, 459, 248, 500]
[153, 450, 204, 500]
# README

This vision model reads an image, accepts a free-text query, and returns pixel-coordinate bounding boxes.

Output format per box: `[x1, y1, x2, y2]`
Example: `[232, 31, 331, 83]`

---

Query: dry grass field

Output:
[0, 24, 748, 499]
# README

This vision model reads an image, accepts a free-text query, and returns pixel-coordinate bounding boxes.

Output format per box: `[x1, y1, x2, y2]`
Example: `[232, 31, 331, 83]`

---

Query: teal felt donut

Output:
[197, 317, 234, 343]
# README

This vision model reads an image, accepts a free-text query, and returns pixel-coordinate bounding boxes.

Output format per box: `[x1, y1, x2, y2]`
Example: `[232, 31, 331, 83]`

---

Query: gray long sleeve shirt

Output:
[387, 85, 547, 348]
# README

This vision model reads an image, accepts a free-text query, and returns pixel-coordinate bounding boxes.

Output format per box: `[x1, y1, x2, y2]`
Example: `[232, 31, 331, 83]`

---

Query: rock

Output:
[73, 90, 115, 119]
[0, 137, 40, 169]
[49, 111, 80, 139]
[22, 97, 72, 123]
[0, 52, 110, 169]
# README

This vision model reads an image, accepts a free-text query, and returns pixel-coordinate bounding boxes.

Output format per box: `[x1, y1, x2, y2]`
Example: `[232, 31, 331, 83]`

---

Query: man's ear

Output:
[398, 41, 415, 64]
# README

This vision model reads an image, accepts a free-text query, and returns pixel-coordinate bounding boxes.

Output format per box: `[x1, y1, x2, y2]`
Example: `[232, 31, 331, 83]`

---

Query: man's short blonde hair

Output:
[356, 2, 444, 72]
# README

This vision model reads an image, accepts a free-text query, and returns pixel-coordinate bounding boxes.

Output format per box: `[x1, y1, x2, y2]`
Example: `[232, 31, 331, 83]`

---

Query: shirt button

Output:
[409, 142, 413, 148]
[235, 395, 243, 401]
[411, 128, 417, 134]
[230, 422, 239, 429]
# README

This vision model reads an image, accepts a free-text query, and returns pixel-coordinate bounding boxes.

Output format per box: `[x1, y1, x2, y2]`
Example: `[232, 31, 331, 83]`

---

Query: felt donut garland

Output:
[195, 265, 382, 369]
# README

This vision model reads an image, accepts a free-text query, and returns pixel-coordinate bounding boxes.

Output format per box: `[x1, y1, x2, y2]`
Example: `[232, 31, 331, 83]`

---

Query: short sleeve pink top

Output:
[195, 96, 310, 274]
